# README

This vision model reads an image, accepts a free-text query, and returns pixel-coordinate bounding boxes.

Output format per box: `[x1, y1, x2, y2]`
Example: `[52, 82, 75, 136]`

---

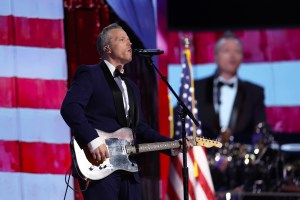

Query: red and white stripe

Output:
[0, 0, 73, 199]
[166, 148, 215, 200]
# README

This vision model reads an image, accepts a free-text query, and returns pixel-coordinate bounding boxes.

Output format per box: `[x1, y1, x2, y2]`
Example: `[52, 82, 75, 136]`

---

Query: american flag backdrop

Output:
[166, 48, 215, 200]
[0, 0, 73, 199]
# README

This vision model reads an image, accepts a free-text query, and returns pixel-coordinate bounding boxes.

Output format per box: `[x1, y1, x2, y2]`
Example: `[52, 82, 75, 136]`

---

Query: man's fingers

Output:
[178, 138, 194, 149]
[92, 152, 101, 161]
[92, 145, 109, 162]
[104, 150, 110, 158]
[97, 153, 102, 161]
[100, 144, 109, 159]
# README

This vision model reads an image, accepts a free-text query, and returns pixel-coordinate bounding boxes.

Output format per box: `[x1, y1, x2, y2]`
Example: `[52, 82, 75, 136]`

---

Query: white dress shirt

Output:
[214, 76, 238, 129]
[104, 60, 130, 118]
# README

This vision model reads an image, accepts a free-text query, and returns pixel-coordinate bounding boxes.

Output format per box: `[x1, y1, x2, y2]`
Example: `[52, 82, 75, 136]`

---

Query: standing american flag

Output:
[167, 47, 215, 200]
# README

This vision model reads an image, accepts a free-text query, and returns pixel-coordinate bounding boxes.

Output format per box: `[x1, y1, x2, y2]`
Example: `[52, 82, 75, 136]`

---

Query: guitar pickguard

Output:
[105, 138, 138, 172]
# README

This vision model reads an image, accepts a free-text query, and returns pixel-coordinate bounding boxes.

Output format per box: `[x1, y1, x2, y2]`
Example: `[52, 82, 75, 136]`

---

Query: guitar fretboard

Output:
[126, 140, 181, 154]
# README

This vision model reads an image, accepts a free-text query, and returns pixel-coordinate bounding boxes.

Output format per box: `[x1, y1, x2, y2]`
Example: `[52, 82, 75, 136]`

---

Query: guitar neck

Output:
[126, 140, 181, 155]
[125, 137, 222, 155]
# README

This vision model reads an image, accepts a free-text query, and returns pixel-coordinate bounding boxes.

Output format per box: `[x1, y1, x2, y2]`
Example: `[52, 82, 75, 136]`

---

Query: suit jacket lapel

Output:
[228, 79, 245, 133]
[124, 78, 139, 129]
[206, 77, 221, 132]
[99, 62, 128, 127]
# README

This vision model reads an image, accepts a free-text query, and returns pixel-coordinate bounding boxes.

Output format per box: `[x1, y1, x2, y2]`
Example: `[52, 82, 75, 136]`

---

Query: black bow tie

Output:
[114, 69, 126, 80]
[217, 81, 234, 88]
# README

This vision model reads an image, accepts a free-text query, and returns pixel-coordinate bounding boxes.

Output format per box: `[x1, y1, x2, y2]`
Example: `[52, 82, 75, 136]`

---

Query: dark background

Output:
[168, 0, 300, 31]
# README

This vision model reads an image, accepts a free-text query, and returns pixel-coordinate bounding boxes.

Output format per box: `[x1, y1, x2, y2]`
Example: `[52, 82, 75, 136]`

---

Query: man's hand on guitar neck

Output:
[171, 137, 194, 156]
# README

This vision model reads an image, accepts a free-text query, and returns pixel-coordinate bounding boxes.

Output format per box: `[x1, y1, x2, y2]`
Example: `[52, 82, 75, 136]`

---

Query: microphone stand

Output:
[143, 55, 200, 200]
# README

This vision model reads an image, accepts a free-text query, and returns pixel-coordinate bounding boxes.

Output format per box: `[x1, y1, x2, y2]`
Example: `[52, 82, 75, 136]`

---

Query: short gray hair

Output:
[96, 23, 123, 58]
[214, 31, 243, 55]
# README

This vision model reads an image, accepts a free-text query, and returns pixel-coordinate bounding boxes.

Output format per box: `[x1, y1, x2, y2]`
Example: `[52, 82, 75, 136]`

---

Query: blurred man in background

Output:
[194, 32, 267, 193]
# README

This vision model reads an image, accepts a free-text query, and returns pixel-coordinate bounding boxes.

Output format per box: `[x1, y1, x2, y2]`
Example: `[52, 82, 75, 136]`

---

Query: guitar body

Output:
[70, 127, 222, 181]
[71, 128, 138, 181]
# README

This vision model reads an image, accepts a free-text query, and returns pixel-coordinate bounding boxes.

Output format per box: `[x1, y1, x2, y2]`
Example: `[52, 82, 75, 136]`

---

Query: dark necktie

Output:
[114, 69, 126, 80]
[216, 80, 234, 106]
[217, 81, 234, 88]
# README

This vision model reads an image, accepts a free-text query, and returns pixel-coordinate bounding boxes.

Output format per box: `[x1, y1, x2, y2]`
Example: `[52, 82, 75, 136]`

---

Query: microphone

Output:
[133, 49, 164, 56]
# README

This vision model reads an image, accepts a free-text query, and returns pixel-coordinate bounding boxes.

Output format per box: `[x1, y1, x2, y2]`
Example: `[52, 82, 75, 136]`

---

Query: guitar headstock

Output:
[194, 137, 222, 148]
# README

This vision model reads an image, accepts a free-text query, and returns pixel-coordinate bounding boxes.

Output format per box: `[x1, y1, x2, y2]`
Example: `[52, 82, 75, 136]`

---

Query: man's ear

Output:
[104, 45, 111, 53]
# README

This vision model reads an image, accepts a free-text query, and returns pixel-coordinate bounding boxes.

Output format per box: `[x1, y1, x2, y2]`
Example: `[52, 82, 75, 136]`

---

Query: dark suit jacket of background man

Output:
[194, 75, 267, 144]
[60, 61, 173, 181]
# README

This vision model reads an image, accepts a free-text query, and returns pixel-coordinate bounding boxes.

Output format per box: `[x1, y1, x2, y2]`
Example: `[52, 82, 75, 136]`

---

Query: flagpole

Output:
[143, 55, 200, 200]
[179, 108, 189, 200]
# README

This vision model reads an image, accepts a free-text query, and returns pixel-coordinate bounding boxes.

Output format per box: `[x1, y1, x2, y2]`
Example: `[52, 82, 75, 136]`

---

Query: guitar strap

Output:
[99, 63, 128, 127]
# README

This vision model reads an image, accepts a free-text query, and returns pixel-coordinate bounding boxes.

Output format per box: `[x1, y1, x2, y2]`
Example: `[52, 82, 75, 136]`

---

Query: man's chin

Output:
[122, 58, 132, 65]
[227, 67, 239, 75]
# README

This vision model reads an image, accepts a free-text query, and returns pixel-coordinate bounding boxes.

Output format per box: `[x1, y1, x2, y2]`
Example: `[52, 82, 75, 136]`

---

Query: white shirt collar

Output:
[104, 60, 116, 77]
[217, 76, 238, 85]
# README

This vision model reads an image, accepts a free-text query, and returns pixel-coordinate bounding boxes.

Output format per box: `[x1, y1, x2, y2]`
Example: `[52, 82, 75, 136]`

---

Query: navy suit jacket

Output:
[61, 62, 173, 149]
[194, 75, 266, 144]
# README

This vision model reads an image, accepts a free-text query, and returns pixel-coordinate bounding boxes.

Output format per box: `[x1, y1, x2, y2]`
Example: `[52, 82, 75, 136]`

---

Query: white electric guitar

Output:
[70, 128, 222, 181]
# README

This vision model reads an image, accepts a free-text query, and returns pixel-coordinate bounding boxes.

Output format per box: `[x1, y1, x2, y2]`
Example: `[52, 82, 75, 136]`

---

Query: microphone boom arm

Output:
[144, 56, 200, 127]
